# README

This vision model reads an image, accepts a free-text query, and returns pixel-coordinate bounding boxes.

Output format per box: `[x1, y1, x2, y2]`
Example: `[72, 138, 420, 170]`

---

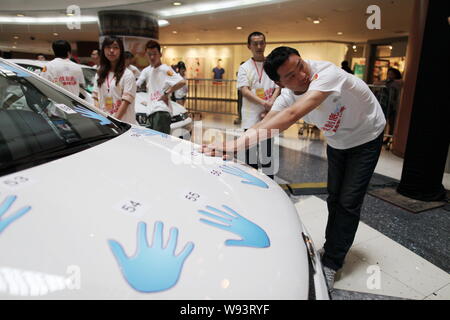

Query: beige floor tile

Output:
[424, 284, 450, 300]
[352, 237, 450, 297]
[334, 251, 425, 300]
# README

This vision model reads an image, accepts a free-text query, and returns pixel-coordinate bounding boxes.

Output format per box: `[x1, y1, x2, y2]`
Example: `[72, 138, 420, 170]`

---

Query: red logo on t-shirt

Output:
[321, 106, 346, 133]
[57, 75, 77, 86]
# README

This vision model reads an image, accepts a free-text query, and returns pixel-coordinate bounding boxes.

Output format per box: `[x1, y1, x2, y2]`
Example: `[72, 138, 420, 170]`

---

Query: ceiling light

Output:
[16, 14, 24, 17]
[53, 32, 59, 36]
[12, 46, 17, 48]
[236, 26, 242, 30]
[159, 0, 274, 17]
[337, 32, 343, 35]
[158, 19, 170, 27]
[0, 16, 97, 24]
[172, 30, 178, 34]
[313, 19, 320, 24]
[389, 46, 393, 50]
[172, 1, 182, 5]
[13, 35, 19, 39]
[0, 15, 169, 27]
[66, 13, 74, 16]
[352, 45, 357, 49]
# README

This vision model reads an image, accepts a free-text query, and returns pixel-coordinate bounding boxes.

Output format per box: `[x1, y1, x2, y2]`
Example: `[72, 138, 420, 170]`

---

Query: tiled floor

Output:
[192, 112, 450, 300]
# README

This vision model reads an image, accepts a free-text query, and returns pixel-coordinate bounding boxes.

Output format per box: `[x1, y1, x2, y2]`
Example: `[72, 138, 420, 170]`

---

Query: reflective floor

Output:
[190, 112, 450, 300]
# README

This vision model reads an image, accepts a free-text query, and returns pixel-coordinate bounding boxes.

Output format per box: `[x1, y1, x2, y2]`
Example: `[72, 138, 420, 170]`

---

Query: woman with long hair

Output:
[92, 36, 137, 124]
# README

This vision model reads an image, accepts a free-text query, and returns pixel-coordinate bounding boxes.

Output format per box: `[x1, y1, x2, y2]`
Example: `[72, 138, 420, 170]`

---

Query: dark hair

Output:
[124, 51, 134, 59]
[52, 40, 71, 58]
[264, 46, 300, 82]
[97, 36, 126, 87]
[145, 40, 161, 53]
[387, 67, 402, 79]
[177, 61, 186, 71]
[341, 60, 350, 67]
[247, 31, 265, 45]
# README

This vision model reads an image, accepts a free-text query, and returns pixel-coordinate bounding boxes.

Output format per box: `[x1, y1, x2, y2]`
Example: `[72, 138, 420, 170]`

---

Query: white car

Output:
[0, 59, 329, 300]
[6, 59, 192, 140]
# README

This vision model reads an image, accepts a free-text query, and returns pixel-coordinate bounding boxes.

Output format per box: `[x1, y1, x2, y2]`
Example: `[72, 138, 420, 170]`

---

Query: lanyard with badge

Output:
[252, 59, 266, 100]
[104, 73, 114, 112]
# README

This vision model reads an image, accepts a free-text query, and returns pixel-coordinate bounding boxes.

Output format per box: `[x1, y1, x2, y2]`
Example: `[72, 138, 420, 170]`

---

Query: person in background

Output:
[212, 59, 225, 82]
[92, 36, 137, 124]
[236, 31, 280, 180]
[136, 40, 186, 134]
[41, 40, 85, 97]
[173, 61, 188, 106]
[90, 49, 100, 68]
[36, 54, 46, 61]
[124, 51, 141, 80]
[375, 67, 403, 143]
[341, 60, 354, 74]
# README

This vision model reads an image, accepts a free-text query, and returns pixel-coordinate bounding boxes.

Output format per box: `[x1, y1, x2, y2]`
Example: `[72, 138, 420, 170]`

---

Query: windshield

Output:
[82, 67, 96, 94]
[0, 62, 128, 177]
[16, 63, 43, 75]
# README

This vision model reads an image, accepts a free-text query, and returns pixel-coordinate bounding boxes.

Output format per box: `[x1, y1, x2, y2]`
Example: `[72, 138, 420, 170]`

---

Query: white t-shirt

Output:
[42, 58, 85, 97]
[272, 60, 386, 149]
[136, 64, 183, 116]
[127, 64, 141, 80]
[237, 58, 278, 129]
[92, 69, 137, 125]
[174, 79, 188, 100]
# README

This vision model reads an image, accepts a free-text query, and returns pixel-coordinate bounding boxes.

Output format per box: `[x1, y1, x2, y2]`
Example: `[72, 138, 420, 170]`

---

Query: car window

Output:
[82, 67, 96, 94]
[17, 63, 43, 75]
[0, 64, 129, 177]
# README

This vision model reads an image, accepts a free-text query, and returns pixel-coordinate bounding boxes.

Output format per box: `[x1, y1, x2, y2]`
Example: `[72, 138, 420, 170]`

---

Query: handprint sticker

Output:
[72, 106, 112, 125]
[0, 195, 31, 234]
[130, 127, 168, 139]
[220, 165, 269, 189]
[108, 221, 194, 293]
[198, 205, 270, 248]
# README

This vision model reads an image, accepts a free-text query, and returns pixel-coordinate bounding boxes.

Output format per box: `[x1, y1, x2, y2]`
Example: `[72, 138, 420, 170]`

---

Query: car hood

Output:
[0, 126, 308, 299]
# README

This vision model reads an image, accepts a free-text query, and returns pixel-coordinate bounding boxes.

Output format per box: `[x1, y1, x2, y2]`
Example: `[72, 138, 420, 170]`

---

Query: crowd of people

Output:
[39, 32, 402, 293]
[41, 37, 188, 132]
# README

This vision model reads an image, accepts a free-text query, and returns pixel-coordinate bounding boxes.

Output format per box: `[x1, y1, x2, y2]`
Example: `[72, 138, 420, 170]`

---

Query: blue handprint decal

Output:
[198, 205, 270, 248]
[131, 127, 168, 138]
[0, 195, 31, 234]
[220, 165, 269, 189]
[72, 106, 112, 125]
[108, 221, 194, 293]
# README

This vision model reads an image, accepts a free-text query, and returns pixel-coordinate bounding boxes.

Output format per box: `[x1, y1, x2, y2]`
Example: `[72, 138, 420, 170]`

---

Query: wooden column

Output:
[392, 0, 429, 157]
[396, 0, 450, 201]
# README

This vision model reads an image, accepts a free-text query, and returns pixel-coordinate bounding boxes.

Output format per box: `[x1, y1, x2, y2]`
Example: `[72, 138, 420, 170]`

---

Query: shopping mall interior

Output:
[0, 0, 448, 301]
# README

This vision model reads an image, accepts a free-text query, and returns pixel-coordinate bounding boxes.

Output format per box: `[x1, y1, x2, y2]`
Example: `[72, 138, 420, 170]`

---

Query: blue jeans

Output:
[322, 134, 383, 271]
